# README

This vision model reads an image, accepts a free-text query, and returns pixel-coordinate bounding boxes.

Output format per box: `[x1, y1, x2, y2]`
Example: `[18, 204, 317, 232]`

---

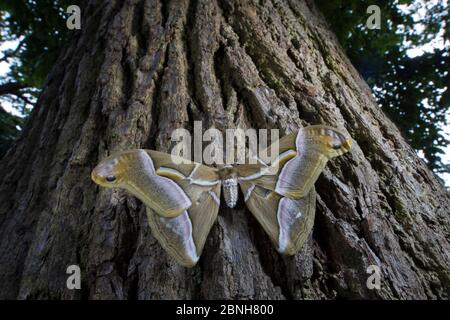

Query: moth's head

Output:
[91, 150, 148, 188]
[218, 165, 237, 180]
[306, 126, 352, 158]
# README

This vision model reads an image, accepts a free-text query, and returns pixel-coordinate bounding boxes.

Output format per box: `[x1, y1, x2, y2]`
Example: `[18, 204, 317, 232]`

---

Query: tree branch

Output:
[0, 39, 25, 63]
[0, 82, 29, 96]
[15, 92, 33, 105]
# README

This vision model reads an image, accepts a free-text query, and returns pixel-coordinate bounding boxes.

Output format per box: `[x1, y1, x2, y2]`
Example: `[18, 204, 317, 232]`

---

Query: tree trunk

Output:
[0, 0, 449, 300]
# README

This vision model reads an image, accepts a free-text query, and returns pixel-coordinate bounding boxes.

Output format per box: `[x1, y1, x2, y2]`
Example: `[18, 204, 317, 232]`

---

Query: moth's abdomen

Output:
[223, 178, 238, 208]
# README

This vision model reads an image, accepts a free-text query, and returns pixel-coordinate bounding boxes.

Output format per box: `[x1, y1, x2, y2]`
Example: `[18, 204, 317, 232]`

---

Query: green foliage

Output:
[1, 0, 78, 88]
[0, 106, 23, 158]
[317, 0, 449, 173]
[0, 0, 79, 154]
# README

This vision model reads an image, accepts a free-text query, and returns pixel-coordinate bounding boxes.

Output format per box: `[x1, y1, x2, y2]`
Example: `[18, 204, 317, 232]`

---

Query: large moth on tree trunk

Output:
[91, 125, 351, 267]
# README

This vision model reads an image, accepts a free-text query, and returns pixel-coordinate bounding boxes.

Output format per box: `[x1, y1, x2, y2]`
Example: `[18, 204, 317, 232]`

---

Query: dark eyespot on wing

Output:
[106, 175, 116, 182]
[332, 144, 342, 150]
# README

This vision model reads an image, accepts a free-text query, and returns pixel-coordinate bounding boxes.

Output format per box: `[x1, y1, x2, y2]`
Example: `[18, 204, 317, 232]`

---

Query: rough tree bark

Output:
[0, 0, 449, 300]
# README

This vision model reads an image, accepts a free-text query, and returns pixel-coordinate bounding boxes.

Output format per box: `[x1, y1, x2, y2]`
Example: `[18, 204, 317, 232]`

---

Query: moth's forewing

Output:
[148, 149, 219, 182]
[93, 149, 221, 267]
[239, 126, 351, 199]
[92, 149, 192, 218]
[237, 125, 351, 255]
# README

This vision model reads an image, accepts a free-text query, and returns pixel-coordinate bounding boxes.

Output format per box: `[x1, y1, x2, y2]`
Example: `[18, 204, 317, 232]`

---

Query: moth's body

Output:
[218, 166, 239, 208]
[91, 125, 352, 267]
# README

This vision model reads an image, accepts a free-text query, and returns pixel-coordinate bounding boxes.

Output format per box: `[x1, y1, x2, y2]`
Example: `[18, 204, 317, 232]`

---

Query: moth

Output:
[91, 125, 352, 267]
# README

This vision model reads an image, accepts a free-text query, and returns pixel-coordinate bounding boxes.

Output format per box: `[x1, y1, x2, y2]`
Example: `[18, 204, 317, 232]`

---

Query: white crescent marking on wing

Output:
[158, 211, 199, 264]
[188, 163, 200, 179]
[244, 184, 255, 202]
[208, 190, 220, 205]
[156, 166, 187, 179]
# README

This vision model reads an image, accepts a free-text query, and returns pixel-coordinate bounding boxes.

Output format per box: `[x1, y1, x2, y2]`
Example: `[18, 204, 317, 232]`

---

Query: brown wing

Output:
[92, 149, 221, 267]
[146, 182, 221, 267]
[144, 150, 221, 266]
[239, 181, 316, 255]
[238, 125, 351, 199]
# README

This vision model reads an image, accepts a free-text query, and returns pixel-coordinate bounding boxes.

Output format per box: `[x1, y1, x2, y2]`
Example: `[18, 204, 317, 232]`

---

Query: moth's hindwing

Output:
[146, 150, 221, 266]
[186, 182, 221, 259]
[146, 208, 199, 267]
[92, 149, 221, 267]
[237, 125, 351, 255]
[239, 181, 316, 255]
[146, 183, 221, 267]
